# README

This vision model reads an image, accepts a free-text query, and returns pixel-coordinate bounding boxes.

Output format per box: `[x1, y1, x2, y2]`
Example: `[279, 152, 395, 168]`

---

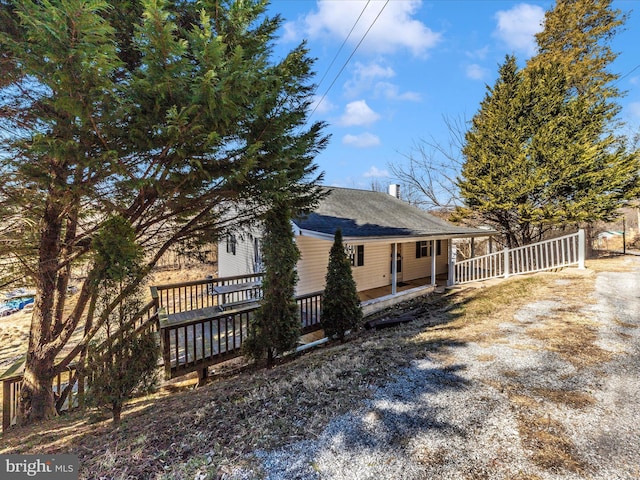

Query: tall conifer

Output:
[321, 229, 362, 341]
[244, 199, 301, 368]
[0, 0, 327, 422]
[458, 0, 639, 246]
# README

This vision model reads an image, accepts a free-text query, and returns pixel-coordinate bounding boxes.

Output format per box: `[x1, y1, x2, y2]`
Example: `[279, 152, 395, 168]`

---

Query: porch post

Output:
[447, 240, 455, 286]
[430, 240, 437, 286]
[578, 229, 585, 269]
[391, 242, 397, 295]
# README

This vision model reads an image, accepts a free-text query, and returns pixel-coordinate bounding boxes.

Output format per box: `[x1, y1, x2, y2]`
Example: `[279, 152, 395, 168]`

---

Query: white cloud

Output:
[363, 165, 390, 177]
[344, 61, 396, 97]
[302, 0, 441, 57]
[627, 102, 640, 118]
[465, 46, 490, 60]
[343, 62, 421, 101]
[466, 64, 487, 81]
[337, 100, 381, 126]
[309, 94, 336, 115]
[630, 76, 639, 86]
[343, 133, 381, 148]
[375, 82, 422, 101]
[493, 4, 545, 56]
[281, 20, 301, 43]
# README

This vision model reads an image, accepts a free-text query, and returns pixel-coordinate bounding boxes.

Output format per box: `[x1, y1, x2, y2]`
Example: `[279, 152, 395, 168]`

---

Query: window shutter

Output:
[416, 241, 422, 259]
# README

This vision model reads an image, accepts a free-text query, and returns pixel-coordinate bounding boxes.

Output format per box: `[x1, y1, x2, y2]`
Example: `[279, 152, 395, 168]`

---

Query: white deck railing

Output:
[454, 229, 585, 285]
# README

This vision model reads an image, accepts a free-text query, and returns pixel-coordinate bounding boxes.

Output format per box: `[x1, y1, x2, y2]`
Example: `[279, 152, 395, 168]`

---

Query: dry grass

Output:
[515, 409, 585, 474]
[0, 258, 633, 479]
[527, 314, 612, 368]
[529, 388, 596, 409]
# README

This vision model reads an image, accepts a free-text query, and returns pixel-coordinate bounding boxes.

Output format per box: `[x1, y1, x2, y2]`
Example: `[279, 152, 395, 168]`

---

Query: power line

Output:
[309, 0, 390, 119]
[314, 0, 371, 93]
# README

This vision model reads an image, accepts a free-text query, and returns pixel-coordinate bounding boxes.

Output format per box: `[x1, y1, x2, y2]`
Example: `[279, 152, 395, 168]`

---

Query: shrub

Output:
[321, 228, 363, 341]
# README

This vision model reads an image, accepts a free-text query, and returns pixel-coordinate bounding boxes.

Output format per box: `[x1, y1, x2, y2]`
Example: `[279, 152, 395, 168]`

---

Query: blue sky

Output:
[266, 0, 640, 190]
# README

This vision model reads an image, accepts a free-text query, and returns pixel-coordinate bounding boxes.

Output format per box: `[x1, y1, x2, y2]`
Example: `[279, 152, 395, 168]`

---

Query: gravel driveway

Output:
[229, 257, 640, 480]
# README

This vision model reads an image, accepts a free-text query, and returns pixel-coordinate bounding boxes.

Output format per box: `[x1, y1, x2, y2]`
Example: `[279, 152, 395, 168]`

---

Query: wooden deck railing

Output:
[1, 364, 85, 432]
[1, 299, 160, 432]
[454, 230, 585, 284]
[160, 290, 324, 381]
[2, 279, 321, 432]
[151, 273, 264, 315]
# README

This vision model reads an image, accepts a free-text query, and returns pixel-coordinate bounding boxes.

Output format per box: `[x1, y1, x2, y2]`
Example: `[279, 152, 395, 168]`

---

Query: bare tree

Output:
[389, 115, 468, 210]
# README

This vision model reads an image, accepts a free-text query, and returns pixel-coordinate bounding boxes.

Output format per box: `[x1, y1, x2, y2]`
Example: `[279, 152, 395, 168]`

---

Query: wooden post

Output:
[2, 380, 11, 432]
[158, 309, 172, 380]
[197, 367, 208, 386]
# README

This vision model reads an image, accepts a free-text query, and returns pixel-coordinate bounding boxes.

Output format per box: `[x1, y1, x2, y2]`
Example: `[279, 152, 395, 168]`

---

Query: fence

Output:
[160, 290, 324, 381]
[1, 299, 160, 432]
[151, 273, 264, 316]
[2, 276, 321, 432]
[454, 230, 585, 284]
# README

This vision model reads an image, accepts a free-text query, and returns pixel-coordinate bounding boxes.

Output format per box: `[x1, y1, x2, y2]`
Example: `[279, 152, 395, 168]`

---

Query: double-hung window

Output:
[416, 240, 442, 258]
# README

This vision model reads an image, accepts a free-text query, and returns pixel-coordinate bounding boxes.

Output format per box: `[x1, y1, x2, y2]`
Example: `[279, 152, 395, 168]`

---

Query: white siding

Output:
[436, 240, 449, 275]
[296, 238, 399, 295]
[295, 236, 332, 295]
[403, 241, 431, 281]
[351, 242, 393, 291]
[218, 230, 262, 278]
[402, 239, 449, 281]
[222, 230, 453, 293]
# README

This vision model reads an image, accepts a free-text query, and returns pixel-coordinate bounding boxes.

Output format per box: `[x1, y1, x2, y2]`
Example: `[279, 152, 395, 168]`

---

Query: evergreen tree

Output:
[321, 229, 362, 341]
[0, 0, 327, 423]
[458, 0, 639, 247]
[458, 56, 539, 247]
[86, 215, 159, 427]
[86, 304, 159, 427]
[243, 197, 301, 368]
[530, 0, 625, 99]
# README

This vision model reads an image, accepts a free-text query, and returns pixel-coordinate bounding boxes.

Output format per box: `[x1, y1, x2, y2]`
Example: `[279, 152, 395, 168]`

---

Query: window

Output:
[356, 245, 364, 267]
[226, 234, 237, 255]
[416, 241, 429, 258]
[345, 244, 365, 267]
[253, 237, 261, 265]
[416, 240, 442, 258]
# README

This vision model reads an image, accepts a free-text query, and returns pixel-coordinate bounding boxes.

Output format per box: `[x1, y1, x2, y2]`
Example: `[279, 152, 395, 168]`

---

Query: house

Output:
[218, 186, 495, 311]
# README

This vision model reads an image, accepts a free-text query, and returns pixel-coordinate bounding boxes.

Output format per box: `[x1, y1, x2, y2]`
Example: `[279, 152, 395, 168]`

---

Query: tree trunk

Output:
[18, 355, 56, 424]
[112, 403, 122, 427]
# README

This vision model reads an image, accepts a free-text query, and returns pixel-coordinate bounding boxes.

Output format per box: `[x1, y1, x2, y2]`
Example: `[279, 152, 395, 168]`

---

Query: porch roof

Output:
[293, 187, 494, 242]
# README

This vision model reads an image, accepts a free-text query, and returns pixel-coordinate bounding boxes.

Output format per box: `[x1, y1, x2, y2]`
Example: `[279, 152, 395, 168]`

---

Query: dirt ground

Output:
[1, 256, 639, 480]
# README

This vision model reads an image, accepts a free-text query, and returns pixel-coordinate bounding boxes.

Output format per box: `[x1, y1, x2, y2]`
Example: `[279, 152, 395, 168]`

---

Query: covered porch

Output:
[357, 274, 448, 302]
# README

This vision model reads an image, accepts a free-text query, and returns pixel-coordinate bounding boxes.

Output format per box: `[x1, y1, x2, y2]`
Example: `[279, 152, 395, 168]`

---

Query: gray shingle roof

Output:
[294, 187, 493, 240]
